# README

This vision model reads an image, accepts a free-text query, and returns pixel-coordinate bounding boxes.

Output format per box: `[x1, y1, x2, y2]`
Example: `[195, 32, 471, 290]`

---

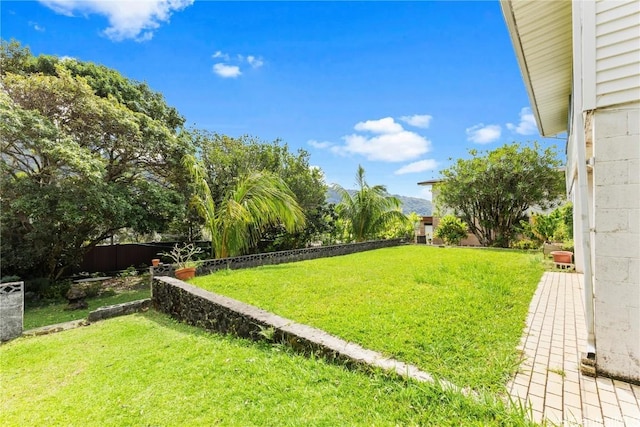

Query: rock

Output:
[65, 284, 88, 310]
[66, 285, 87, 301]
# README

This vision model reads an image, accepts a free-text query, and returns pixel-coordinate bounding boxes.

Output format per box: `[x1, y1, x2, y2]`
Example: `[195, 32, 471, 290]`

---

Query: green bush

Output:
[511, 239, 540, 250]
[26, 278, 72, 300]
[519, 202, 573, 244]
[434, 215, 468, 246]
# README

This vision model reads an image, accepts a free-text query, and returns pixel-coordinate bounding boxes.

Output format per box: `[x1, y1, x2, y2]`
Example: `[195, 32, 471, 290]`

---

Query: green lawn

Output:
[0, 312, 535, 426]
[192, 245, 544, 391]
[24, 287, 150, 330]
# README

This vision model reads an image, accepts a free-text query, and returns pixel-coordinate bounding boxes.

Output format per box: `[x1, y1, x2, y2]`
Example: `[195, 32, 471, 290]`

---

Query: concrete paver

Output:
[507, 272, 640, 426]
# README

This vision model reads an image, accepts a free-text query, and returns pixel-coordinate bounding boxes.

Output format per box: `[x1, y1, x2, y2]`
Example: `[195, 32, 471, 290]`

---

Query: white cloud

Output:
[213, 51, 230, 60]
[341, 131, 431, 162]
[312, 117, 431, 162]
[213, 63, 241, 78]
[29, 21, 45, 32]
[211, 51, 264, 77]
[354, 117, 403, 134]
[394, 159, 438, 175]
[308, 140, 333, 149]
[399, 114, 432, 129]
[246, 55, 264, 69]
[39, 0, 194, 41]
[506, 107, 538, 135]
[466, 123, 501, 144]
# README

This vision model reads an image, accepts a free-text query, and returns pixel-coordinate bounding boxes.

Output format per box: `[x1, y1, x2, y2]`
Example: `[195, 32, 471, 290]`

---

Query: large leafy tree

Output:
[183, 155, 305, 258]
[1, 42, 190, 279]
[190, 131, 328, 250]
[334, 165, 409, 242]
[436, 143, 564, 247]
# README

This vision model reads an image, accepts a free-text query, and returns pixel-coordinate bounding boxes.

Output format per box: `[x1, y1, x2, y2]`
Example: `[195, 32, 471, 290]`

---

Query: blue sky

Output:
[2, 0, 563, 199]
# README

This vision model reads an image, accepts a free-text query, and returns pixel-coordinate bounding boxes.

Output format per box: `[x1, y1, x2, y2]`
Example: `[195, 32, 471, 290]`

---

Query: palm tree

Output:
[333, 165, 409, 242]
[183, 154, 305, 258]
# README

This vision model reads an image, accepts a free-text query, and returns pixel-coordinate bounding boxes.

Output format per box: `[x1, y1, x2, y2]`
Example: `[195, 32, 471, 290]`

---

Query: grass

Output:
[0, 311, 536, 426]
[24, 281, 150, 330]
[192, 245, 545, 391]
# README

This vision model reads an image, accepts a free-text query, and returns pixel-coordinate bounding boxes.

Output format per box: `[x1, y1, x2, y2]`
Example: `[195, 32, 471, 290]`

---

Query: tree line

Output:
[1, 39, 565, 285]
[0, 40, 410, 282]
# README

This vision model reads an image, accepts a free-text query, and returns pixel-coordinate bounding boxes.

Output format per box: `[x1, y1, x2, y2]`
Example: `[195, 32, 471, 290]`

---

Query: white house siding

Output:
[595, 0, 640, 108]
[591, 103, 640, 381]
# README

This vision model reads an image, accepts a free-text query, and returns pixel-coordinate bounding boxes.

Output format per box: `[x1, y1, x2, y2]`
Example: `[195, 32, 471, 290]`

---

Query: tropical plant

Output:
[434, 215, 468, 246]
[519, 202, 573, 244]
[190, 131, 328, 250]
[333, 165, 409, 242]
[183, 155, 306, 258]
[383, 212, 421, 240]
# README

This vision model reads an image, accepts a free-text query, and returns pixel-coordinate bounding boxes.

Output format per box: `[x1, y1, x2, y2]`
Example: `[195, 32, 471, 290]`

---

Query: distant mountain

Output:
[326, 188, 432, 216]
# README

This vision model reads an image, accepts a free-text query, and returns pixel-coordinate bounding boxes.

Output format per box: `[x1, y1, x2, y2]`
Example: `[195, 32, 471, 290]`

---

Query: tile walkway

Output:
[508, 272, 640, 426]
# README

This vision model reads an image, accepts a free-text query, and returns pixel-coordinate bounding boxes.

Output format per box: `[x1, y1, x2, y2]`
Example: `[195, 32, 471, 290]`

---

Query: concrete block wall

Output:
[592, 103, 640, 382]
[0, 282, 24, 341]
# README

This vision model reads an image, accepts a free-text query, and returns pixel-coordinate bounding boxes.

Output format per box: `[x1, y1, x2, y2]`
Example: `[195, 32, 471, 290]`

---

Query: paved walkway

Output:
[508, 272, 640, 426]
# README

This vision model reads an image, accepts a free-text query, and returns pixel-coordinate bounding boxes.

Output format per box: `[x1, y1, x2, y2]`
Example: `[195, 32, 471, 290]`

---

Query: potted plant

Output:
[151, 259, 160, 267]
[160, 243, 204, 281]
[550, 250, 573, 264]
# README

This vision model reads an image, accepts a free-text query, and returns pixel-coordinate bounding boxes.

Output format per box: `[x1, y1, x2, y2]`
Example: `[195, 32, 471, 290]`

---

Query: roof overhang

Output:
[417, 179, 442, 186]
[500, 0, 573, 136]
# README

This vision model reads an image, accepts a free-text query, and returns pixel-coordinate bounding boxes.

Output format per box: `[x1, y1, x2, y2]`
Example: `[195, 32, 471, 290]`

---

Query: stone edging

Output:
[151, 276, 469, 396]
[20, 299, 152, 339]
[87, 299, 152, 322]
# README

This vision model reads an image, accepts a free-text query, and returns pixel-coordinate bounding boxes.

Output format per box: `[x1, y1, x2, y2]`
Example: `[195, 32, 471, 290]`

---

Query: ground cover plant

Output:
[0, 312, 536, 426]
[192, 245, 544, 391]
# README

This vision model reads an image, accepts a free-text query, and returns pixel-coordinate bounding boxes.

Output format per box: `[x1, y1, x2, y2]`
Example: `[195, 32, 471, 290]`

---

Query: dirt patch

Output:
[98, 276, 150, 294]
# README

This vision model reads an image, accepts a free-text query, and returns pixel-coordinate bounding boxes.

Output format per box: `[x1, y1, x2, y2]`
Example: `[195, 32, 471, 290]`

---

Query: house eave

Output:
[500, 0, 573, 137]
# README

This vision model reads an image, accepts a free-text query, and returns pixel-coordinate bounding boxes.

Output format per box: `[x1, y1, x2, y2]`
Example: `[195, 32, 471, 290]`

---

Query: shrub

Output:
[511, 239, 540, 250]
[434, 215, 468, 246]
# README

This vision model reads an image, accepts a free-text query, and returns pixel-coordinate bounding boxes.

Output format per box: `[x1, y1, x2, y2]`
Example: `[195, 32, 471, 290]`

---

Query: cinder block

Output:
[596, 232, 640, 258]
[595, 135, 640, 162]
[595, 256, 629, 282]
[629, 159, 640, 184]
[595, 160, 629, 186]
[594, 291, 631, 329]
[629, 258, 640, 284]
[629, 209, 640, 233]
[595, 184, 640, 209]
[595, 110, 630, 139]
[627, 107, 640, 136]
[595, 208, 628, 232]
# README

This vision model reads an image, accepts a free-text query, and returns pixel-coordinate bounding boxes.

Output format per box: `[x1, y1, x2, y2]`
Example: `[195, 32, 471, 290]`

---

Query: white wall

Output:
[595, 0, 640, 108]
[591, 103, 640, 381]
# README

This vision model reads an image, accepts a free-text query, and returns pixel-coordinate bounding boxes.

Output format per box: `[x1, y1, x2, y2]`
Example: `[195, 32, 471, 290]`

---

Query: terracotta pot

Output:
[175, 267, 196, 281]
[151, 259, 160, 267]
[550, 251, 573, 264]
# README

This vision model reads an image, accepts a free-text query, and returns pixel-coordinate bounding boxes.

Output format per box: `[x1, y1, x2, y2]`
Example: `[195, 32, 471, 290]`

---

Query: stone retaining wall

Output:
[152, 239, 405, 278]
[151, 276, 465, 393]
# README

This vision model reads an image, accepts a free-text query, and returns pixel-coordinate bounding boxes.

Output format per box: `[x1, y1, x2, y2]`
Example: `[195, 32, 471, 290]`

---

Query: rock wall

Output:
[150, 276, 456, 390]
[152, 239, 405, 278]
